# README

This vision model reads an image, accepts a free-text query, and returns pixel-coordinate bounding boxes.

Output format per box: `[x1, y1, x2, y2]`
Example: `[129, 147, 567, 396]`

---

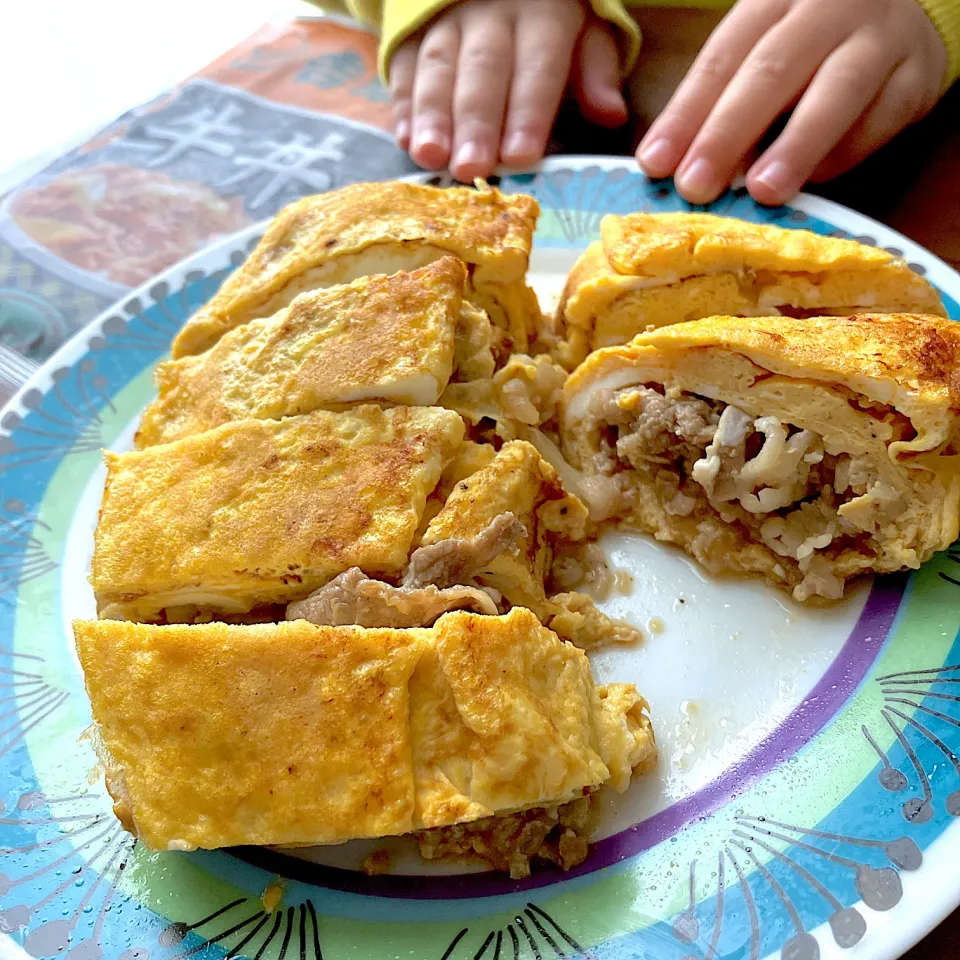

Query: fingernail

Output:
[676, 158, 716, 200]
[395, 119, 410, 145]
[637, 138, 674, 175]
[413, 128, 450, 159]
[502, 132, 539, 162]
[453, 140, 486, 171]
[751, 160, 794, 200]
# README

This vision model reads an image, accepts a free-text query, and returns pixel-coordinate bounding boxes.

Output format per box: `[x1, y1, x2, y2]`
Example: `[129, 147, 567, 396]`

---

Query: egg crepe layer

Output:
[283, 439, 640, 649]
[93, 405, 464, 621]
[135, 256, 559, 449]
[136, 259, 495, 447]
[419, 440, 588, 611]
[562, 313, 960, 601]
[555, 213, 946, 367]
[171, 182, 540, 358]
[73, 608, 656, 852]
[416, 439, 640, 648]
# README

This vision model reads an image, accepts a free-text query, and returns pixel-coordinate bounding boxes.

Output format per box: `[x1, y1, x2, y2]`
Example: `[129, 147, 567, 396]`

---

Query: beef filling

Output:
[590, 385, 906, 600]
[416, 794, 594, 880]
[285, 567, 499, 628]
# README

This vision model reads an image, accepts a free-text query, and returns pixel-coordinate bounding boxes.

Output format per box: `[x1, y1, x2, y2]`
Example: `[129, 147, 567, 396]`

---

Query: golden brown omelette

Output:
[73, 608, 656, 852]
[171, 181, 540, 358]
[554, 213, 946, 367]
[562, 313, 960, 601]
[415, 440, 641, 648]
[93, 405, 464, 622]
[418, 440, 585, 606]
[136, 259, 477, 447]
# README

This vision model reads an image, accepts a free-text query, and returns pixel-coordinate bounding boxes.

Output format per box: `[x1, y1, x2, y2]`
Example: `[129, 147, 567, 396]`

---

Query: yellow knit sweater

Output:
[315, 0, 960, 89]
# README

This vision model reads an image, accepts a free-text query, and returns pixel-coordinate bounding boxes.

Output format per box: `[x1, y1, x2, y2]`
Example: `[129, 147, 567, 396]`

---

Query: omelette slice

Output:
[136, 259, 480, 447]
[417, 440, 586, 613]
[554, 213, 946, 367]
[171, 181, 540, 358]
[414, 440, 641, 647]
[93, 405, 464, 621]
[73, 608, 656, 857]
[562, 313, 960, 601]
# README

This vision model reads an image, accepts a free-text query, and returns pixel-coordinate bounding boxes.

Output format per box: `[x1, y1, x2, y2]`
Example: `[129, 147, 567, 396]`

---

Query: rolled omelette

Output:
[92, 405, 464, 622]
[554, 213, 946, 368]
[561, 313, 960, 601]
[136, 258, 492, 447]
[73, 608, 656, 852]
[171, 181, 540, 358]
[135, 256, 560, 451]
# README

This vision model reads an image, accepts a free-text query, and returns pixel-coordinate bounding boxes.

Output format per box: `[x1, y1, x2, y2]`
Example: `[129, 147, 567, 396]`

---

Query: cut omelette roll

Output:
[287, 439, 641, 648]
[289, 439, 584, 624]
[92, 405, 464, 621]
[555, 213, 946, 367]
[412, 440, 586, 614]
[135, 259, 502, 447]
[73, 608, 656, 867]
[171, 181, 540, 358]
[409, 440, 641, 648]
[561, 314, 960, 602]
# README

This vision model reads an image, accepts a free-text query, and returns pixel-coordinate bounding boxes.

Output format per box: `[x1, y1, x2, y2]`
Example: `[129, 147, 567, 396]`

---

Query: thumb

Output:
[571, 20, 628, 128]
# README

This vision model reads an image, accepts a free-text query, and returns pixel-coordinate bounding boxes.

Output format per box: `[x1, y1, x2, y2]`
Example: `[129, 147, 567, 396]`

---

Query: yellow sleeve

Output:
[304, 1, 642, 81]
[915, 0, 960, 87]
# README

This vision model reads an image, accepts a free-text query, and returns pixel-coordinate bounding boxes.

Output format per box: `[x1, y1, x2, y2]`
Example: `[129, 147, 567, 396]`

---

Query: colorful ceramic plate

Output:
[1, 156, 959, 960]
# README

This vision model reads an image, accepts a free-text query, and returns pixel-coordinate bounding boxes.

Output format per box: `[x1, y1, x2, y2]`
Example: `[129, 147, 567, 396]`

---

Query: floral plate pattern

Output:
[1, 157, 960, 960]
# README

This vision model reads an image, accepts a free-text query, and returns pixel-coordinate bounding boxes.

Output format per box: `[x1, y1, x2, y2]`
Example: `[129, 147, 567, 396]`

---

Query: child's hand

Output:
[389, 0, 628, 182]
[636, 0, 948, 205]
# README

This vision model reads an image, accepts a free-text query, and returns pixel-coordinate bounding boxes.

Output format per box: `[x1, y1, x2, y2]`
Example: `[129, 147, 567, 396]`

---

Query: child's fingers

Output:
[450, 6, 515, 181]
[390, 40, 419, 149]
[811, 60, 937, 182]
[500, 0, 583, 166]
[635, 0, 786, 179]
[674, 6, 846, 203]
[570, 20, 628, 128]
[746, 34, 893, 204]
[410, 19, 461, 170]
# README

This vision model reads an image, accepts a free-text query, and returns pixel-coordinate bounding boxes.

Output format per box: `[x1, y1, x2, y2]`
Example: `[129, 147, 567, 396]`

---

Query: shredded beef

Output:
[286, 567, 497, 627]
[416, 794, 594, 879]
[597, 384, 901, 600]
[404, 513, 525, 588]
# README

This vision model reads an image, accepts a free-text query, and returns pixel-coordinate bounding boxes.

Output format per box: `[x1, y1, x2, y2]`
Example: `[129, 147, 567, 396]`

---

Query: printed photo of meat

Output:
[10, 164, 249, 287]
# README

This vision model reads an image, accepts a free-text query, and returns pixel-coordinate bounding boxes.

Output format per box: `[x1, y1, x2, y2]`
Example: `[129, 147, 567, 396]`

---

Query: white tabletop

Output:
[0, 0, 312, 195]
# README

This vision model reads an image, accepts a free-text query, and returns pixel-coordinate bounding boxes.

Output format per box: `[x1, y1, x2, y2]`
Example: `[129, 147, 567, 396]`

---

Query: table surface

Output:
[4, 4, 960, 956]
